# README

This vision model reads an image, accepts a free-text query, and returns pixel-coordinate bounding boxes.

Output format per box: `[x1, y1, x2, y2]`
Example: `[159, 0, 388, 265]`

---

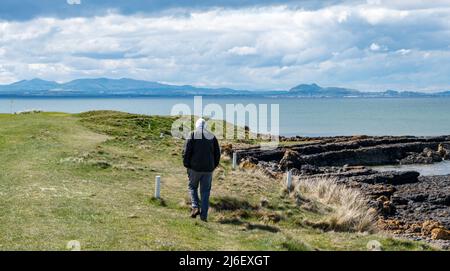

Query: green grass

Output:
[0, 111, 435, 251]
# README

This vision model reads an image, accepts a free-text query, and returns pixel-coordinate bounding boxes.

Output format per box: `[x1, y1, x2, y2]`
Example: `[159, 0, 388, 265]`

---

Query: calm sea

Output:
[1, 97, 450, 137]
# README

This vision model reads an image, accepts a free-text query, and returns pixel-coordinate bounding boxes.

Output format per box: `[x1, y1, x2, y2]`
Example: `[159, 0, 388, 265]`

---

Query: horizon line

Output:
[1, 77, 449, 94]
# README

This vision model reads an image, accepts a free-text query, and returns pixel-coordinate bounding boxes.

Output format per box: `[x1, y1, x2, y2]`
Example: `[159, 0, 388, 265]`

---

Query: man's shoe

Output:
[190, 208, 200, 218]
[200, 217, 207, 222]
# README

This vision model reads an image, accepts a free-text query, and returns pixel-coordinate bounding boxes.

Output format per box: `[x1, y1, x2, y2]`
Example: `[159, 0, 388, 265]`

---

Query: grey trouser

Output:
[187, 169, 213, 220]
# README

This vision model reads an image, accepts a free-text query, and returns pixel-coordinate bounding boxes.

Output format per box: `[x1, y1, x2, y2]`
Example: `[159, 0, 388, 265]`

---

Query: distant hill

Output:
[7, 79, 60, 92]
[0, 78, 448, 98]
[0, 78, 248, 97]
[289, 83, 359, 97]
[287, 83, 449, 98]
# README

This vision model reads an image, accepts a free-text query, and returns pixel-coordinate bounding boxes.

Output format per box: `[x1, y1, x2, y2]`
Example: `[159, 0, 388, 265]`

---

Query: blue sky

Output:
[0, 0, 449, 91]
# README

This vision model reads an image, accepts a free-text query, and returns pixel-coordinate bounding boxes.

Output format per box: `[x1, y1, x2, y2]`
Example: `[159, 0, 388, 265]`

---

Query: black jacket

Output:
[183, 128, 221, 172]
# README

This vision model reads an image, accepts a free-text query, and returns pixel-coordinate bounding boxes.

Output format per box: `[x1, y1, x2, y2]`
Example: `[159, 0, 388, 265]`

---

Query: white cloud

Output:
[67, 0, 81, 5]
[396, 49, 411, 55]
[337, 10, 350, 23]
[228, 46, 258, 56]
[370, 43, 381, 51]
[367, 0, 450, 9]
[358, 7, 410, 25]
[0, 3, 449, 91]
[366, 0, 381, 5]
[369, 43, 388, 52]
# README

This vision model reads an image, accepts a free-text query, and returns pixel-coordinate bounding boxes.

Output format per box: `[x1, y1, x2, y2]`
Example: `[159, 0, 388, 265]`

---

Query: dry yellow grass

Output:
[293, 177, 376, 233]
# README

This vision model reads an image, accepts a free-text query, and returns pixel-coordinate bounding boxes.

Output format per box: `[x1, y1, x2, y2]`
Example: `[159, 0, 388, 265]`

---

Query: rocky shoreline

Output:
[233, 136, 450, 248]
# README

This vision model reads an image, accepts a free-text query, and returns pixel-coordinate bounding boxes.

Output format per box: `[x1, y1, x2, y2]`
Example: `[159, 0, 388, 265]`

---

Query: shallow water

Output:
[371, 161, 450, 176]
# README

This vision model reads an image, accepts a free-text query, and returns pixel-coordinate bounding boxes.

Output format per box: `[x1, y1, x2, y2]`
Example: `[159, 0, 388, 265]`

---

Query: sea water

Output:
[372, 161, 450, 176]
[1, 97, 450, 137]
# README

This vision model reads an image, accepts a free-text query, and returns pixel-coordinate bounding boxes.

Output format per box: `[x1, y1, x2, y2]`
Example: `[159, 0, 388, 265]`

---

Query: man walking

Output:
[183, 118, 221, 222]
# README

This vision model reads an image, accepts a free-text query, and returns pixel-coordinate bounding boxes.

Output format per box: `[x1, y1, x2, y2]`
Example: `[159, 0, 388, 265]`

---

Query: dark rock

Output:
[290, 168, 302, 176]
[382, 201, 396, 216]
[299, 164, 320, 175]
[438, 144, 450, 159]
[406, 194, 429, 202]
[391, 176, 450, 229]
[236, 136, 450, 168]
[302, 142, 443, 167]
[343, 165, 366, 171]
[429, 195, 450, 206]
[279, 150, 304, 171]
[368, 185, 397, 199]
[388, 171, 421, 185]
[400, 153, 434, 164]
[423, 148, 443, 162]
[349, 171, 420, 185]
[376, 195, 396, 216]
[390, 195, 407, 204]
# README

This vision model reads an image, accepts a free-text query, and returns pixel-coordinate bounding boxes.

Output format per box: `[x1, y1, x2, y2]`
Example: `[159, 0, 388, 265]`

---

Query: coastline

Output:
[234, 135, 450, 248]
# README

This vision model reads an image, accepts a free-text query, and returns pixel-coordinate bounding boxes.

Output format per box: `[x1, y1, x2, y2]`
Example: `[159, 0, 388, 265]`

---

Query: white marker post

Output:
[155, 176, 161, 199]
[286, 169, 292, 191]
[232, 152, 237, 170]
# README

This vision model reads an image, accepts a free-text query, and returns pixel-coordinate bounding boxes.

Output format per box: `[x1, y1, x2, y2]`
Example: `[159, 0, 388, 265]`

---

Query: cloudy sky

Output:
[0, 0, 449, 91]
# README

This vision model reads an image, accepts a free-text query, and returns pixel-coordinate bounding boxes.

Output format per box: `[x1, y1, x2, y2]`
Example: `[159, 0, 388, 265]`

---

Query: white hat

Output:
[195, 118, 207, 129]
